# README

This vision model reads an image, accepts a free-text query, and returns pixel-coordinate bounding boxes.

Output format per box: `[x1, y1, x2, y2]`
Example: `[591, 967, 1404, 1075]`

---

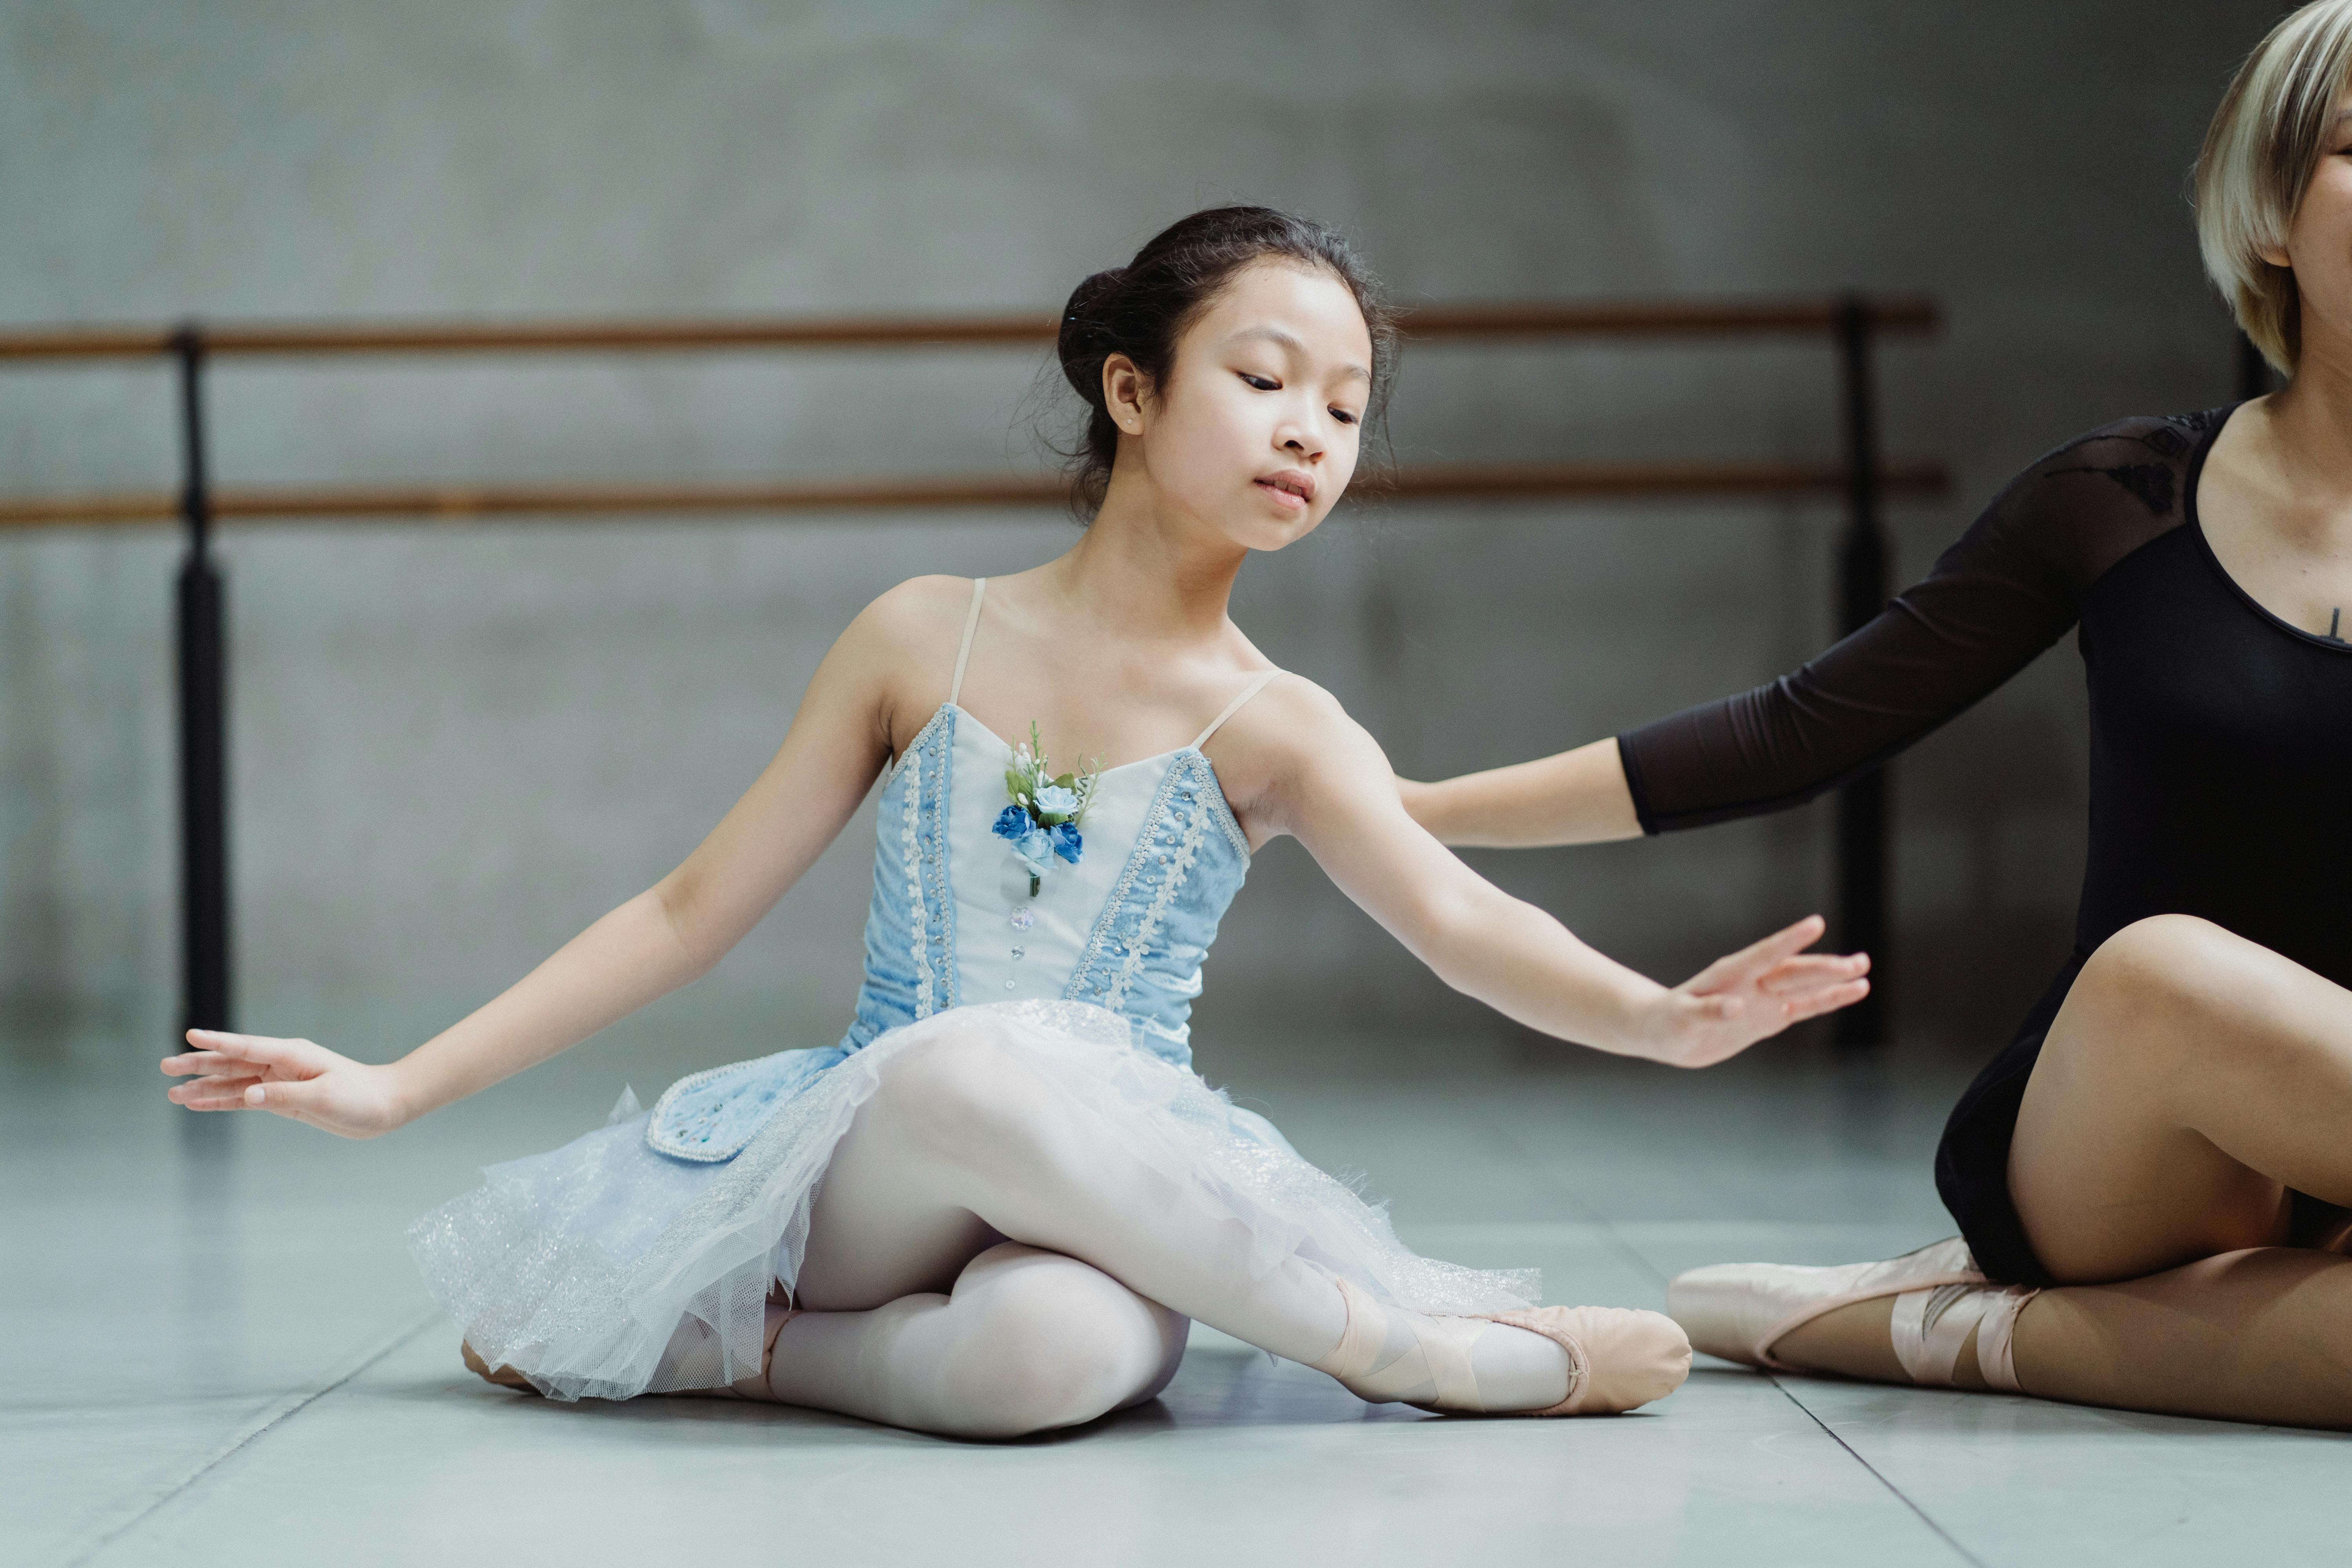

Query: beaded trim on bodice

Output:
[1063, 750, 1246, 1014]
[897, 704, 959, 1020]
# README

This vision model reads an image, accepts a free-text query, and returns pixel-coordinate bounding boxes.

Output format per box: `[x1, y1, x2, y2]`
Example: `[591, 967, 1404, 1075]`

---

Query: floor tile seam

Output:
[1471, 1106, 1671, 1291]
[1768, 1374, 1987, 1568]
[65, 1307, 441, 1568]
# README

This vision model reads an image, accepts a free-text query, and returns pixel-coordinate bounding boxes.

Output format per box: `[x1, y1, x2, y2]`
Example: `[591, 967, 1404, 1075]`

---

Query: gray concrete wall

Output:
[0, 0, 2286, 1083]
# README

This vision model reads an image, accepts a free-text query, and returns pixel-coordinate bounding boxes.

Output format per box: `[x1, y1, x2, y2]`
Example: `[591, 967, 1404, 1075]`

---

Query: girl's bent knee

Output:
[935, 1259, 1180, 1437]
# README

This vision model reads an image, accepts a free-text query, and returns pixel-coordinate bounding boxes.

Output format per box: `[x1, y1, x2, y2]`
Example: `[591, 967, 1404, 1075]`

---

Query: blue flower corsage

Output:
[993, 722, 1099, 897]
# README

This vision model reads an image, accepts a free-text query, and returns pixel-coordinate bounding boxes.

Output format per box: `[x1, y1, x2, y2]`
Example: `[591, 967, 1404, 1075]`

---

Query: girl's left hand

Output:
[1632, 915, 1872, 1068]
[161, 1029, 413, 1138]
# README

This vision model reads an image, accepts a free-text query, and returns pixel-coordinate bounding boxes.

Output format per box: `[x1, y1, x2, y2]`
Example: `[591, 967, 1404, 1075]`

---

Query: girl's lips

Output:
[1254, 478, 1309, 511]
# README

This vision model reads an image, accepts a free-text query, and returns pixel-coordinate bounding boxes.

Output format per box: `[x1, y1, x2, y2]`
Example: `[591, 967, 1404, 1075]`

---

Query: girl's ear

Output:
[1102, 353, 1148, 436]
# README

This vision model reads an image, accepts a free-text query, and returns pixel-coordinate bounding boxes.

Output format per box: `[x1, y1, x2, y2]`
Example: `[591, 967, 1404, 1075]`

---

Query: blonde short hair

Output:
[2197, 1, 2352, 374]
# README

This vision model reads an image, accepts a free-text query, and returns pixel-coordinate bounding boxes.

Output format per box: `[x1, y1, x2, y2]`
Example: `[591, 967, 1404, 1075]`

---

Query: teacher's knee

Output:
[2070, 916, 2248, 1048]
[2074, 916, 2313, 1076]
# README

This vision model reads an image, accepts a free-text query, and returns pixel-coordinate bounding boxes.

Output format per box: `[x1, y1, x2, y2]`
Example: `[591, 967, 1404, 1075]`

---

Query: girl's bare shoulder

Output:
[1206, 671, 1388, 825]
[829, 576, 982, 746]
[837, 575, 978, 670]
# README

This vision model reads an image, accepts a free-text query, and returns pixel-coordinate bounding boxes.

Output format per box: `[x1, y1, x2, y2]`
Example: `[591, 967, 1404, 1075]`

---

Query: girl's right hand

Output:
[162, 1029, 415, 1139]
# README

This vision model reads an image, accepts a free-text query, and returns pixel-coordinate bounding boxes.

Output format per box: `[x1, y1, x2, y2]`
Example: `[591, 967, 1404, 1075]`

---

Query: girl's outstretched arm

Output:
[162, 583, 946, 1137]
[1397, 737, 1641, 848]
[1243, 681, 1864, 1068]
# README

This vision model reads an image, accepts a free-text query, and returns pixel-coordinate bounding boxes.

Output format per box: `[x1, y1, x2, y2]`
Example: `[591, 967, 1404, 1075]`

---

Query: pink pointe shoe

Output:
[1667, 1237, 2038, 1392]
[1311, 1275, 1692, 1416]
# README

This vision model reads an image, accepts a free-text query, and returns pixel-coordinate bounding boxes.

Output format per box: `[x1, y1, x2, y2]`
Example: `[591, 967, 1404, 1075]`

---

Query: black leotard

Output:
[1617, 407, 2352, 1283]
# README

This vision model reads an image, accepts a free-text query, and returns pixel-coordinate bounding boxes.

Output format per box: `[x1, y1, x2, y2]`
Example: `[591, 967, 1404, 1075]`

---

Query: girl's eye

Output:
[1330, 408, 1359, 426]
[1238, 373, 1278, 391]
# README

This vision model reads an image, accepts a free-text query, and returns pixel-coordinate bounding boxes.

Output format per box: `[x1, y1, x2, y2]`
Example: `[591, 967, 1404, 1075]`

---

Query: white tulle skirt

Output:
[408, 1000, 1538, 1402]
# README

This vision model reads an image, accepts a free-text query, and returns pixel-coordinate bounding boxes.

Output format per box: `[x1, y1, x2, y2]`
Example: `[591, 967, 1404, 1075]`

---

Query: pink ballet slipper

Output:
[464, 1295, 802, 1401]
[1667, 1237, 2038, 1393]
[693, 1297, 803, 1401]
[1482, 1303, 1693, 1415]
[1312, 1275, 1691, 1417]
[461, 1338, 539, 1394]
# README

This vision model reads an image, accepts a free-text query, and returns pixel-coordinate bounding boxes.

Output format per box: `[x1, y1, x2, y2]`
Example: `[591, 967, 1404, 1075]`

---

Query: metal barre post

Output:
[1834, 294, 1892, 1055]
[173, 323, 232, 1060]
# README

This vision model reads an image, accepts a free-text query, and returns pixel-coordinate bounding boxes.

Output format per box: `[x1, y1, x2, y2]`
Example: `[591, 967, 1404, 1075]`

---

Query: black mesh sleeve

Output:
[1615, 413, 2219, 834]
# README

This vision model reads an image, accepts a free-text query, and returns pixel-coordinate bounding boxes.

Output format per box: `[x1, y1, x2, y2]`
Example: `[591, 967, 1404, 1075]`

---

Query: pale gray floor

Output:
[11, 1035, 2344, 1568]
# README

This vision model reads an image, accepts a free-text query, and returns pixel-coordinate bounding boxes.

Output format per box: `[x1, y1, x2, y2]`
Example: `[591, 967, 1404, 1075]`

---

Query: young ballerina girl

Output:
[161, 207, 1867, 1439]
[1405, 3, 2352, 1431]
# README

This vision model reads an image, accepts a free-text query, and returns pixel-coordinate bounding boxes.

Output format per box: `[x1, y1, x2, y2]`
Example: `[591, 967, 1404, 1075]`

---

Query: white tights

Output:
[760, 1033, 1569, 1438]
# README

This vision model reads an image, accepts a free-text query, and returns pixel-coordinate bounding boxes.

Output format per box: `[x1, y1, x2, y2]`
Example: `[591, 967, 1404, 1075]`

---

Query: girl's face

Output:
[1106, 260, 1373, 552]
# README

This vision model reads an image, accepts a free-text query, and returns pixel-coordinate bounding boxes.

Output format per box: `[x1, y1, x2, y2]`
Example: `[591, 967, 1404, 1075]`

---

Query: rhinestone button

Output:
[1004, 979, 1017, 990]
[1009, 907, 1034, 931]
[1011, 945, 1026, 960]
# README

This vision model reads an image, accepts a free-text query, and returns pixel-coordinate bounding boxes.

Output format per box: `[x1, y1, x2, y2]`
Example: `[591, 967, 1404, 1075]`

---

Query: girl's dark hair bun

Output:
[1042, 206, 1394, 518]
[1057, 268, 1128, 401]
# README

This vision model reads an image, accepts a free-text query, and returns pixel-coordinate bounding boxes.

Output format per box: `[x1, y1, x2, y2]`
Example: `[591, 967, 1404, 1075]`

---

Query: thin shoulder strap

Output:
[1189, 669, 1283, 751]
[948, 577, 987, 707]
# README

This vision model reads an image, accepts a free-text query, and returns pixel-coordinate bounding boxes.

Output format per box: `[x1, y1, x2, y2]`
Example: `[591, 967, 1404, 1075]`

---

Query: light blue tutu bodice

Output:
[648, 698, 1253, 1162]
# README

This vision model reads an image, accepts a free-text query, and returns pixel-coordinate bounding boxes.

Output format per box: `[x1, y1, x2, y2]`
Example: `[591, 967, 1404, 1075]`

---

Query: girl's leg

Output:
[1776, 915, 2352, 1426]
[767, 1240, 1188, 1439]
[769, 1027, 1586, 1431]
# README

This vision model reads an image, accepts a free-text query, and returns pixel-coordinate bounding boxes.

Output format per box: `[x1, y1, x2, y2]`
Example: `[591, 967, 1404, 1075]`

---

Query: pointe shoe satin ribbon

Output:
[1310, 1275, 1691, 1416]
[1890, 1281, 2037, 1392]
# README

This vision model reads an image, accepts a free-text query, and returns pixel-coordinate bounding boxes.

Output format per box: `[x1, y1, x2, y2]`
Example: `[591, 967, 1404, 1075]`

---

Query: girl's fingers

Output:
[244, 1078, 336, 1120]
[161, 1051, 260, 1076]
[1782, 978, 1871, 1022]
[176, 1083, 262, 1109]
[181, 1029, 308, 1067]
[1688, 915, 1830, 992]
[1736, 915, 1828, 968]
[173, 1076, 335, 1116]
[169, 1075, 261, 1103]
[1759, 954, 1871, 996]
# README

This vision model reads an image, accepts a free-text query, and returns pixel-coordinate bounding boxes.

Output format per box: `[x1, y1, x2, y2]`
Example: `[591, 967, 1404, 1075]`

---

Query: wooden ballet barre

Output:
[0, 461, 1948, 528]
[0, 298, 1938, 361]
[0, 291, 1933, 1061]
